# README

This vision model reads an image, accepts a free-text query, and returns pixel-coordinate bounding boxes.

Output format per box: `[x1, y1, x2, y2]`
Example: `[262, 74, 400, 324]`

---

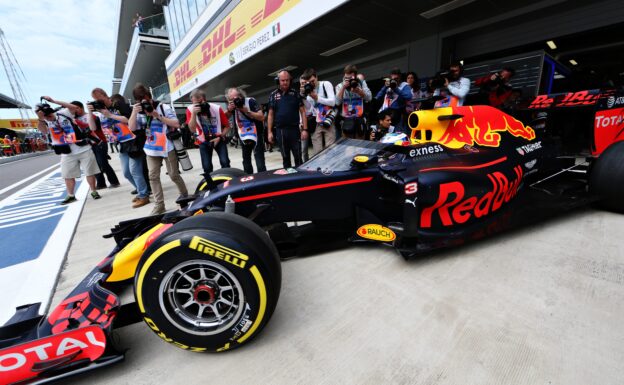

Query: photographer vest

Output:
[142, 104, 173, 158]
[234, 98, 258, 143]
[342, 92, 364, 118]
[48, 116, 78, 146]
[100, 110, 135, 143]
[188, 103, 222, 143]
[315, 81, 335, 123]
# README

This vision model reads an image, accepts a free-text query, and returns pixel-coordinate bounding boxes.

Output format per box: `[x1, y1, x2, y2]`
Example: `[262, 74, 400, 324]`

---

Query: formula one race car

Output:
[1, 90, 623, 384]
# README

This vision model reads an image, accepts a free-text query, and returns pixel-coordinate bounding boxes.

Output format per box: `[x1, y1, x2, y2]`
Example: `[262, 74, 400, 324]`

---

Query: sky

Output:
[0, 0, 117, 119]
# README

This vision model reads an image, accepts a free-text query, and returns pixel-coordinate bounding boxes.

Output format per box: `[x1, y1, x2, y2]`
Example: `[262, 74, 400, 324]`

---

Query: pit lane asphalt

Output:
[54, 147, 624, 385]
[0, 152, 57, 200]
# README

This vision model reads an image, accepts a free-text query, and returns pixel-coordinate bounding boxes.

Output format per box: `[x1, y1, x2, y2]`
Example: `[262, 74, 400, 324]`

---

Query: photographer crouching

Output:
[186, 89, 231, 175]
[36, 96, 101, 203]
[225, 87, 266, 174]
[430, 61, 470, 107]
[130, 84, 188, 215]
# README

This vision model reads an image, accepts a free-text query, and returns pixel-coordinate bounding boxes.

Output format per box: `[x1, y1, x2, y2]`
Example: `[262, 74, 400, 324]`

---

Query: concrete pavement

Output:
[49, 145, 624, 385]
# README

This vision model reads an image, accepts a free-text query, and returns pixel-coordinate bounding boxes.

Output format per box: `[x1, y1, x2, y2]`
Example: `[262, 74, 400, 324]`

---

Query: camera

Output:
[233, 97, 245, 108]
[198, 101, 211, 115]
[35, 102, 56, 116]
[302, 82, 314, 96]
[321, 109, 336, 128]
[430, 70, 450, 89]
[88, 100, 106, 110]
[389, 79, 398, 89]
[140, 100, 154, 114]
[346, 77, 359, 90]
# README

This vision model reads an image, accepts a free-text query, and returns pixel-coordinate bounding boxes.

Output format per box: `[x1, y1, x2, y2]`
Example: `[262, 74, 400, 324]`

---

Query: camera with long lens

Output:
[302, 82, 314, 96]
[321, 109, 336, 128]
[140, 100, 154, 114]
[36, 102, 56, 116]
[233, 97, 245, 108]
[88, 100, 106, 110]
[430, 70, 450, 89]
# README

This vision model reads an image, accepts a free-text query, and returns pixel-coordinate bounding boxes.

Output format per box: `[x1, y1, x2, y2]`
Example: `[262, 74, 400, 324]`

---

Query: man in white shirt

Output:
[301, 68, 336, 155]
[36, 96, 101, 204]
[129, 84, 188, 215]
[433, 62, 471, 107]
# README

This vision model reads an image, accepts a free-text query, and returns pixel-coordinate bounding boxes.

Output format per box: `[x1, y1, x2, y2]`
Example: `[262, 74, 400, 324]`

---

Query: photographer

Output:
[36, 96, 101, 204]
[267, 69, 308, 168]
[299, 75, 315, 161]
[130, 84, 188, 215]
[72, 101, 120, 190]
[336, 64, 372, 140]
[89, 88, 150, 208]
[474, 67, 515, 107]
[186, 89, 231, 176]
[300, 68, 335, 155]
[431, 62, 471, 107]
[375, 68, 413, 133]
[369, 109, 395, 142]
[225, 87, 266, 174]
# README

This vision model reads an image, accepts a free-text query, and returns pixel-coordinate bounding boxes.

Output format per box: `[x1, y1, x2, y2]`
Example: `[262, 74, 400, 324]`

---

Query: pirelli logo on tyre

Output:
[188, 236, 249, 269]
[357, 224, 396, 242]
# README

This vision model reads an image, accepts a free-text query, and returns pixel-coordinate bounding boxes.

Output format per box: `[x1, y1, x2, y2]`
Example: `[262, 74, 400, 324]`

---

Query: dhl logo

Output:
[173, 0, 296, 88]
[408, 106, 535, 149]
[188, 236, 249, 269]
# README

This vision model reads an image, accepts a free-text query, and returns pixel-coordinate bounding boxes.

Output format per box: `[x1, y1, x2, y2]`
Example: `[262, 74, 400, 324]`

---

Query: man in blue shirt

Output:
[375, 68, 413, 133]
[267, 70, 309, 168]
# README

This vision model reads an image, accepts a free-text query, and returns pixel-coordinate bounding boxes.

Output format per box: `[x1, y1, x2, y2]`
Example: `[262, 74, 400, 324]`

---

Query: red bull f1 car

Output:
[1, 90, 623, 384]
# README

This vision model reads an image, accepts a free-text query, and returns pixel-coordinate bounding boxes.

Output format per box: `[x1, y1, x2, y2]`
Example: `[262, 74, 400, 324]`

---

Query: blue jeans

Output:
[119, 152, 149, 198]
[199, 140, 230, 175]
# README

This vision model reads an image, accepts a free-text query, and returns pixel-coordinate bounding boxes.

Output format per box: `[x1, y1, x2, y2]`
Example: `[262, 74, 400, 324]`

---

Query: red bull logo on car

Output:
[408, 106, 536, 149]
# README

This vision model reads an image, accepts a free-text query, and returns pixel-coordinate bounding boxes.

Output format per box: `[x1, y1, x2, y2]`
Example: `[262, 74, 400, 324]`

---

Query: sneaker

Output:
[91, 191, 102, 200]
[177, 193, 189, 201]
[61, 195, 77, 205]
[150, 205, 166, 215]
[130, 189, 138, 195]
[109, 183, 121, 188]
[132, 196, 150, 208]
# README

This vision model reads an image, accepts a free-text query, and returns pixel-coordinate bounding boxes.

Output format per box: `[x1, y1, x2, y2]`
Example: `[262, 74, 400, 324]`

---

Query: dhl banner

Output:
[0, 119, 38, 130]
[167, 0, 349, 101]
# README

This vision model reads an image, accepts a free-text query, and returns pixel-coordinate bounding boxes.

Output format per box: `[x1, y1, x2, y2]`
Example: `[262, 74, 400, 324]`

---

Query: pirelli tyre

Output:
[134, 212, 281, 352]
[589, 140, 624, 213]
[195, 168, 247, 194]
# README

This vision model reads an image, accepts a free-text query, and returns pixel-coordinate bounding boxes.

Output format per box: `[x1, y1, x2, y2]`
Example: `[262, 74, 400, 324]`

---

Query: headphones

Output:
[274, 68, 292, 85]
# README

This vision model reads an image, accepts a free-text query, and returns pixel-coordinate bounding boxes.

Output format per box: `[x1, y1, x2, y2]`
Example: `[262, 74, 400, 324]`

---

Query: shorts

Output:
[61, 149, 101, 178]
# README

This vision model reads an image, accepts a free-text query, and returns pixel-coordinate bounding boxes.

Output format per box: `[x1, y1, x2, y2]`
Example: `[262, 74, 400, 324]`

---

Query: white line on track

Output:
[0, 164, 60, 196]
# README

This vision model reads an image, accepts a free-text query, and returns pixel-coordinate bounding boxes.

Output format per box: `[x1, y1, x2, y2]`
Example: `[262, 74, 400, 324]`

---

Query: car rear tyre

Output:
[589, 141, 624, 213]
[195, 168, 247, 193]
[134, 212, 281, 352]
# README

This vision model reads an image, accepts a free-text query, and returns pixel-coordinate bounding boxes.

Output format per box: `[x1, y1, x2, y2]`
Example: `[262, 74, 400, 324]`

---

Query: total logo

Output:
[409, 144, 444, 157]
[357, 224, 396, 242]
[0, 326, 106, 382]
[607, 96, 624, 108]
[595, 114, 623, 128]
[420, 166, 523, 228]
[516, 141, 542, 156]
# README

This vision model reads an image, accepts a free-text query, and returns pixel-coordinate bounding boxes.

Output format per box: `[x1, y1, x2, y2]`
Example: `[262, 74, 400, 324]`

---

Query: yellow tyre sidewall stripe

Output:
[237, 265, 267, 344]
[136, 239, 181, 313]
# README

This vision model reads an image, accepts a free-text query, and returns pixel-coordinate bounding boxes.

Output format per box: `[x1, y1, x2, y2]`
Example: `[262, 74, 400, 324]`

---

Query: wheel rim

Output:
[159, 260, 245, 336]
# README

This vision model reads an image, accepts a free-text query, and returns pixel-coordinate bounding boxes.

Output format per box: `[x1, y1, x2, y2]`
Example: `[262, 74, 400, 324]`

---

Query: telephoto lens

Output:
[172, 138, 193, 171]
